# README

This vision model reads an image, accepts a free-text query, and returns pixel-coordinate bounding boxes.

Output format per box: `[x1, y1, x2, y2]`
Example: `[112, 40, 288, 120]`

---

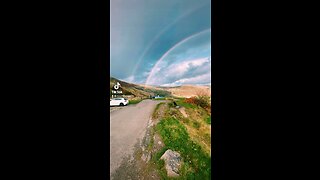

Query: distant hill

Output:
[110, 77, 211, 99]
[163, 85, 211, 98]
[110, 77, 171, 99]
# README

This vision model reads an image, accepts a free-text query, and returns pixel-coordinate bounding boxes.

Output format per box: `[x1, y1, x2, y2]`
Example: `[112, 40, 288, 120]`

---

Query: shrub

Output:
[196, 95, 210, 109]
[185, 97, 197, 104]
[184, 95, 211, 109]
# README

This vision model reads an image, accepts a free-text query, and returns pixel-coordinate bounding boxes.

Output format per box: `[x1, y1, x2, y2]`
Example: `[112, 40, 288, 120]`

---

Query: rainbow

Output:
[130, 2, 209, 78]
[145, 28, 211, 85]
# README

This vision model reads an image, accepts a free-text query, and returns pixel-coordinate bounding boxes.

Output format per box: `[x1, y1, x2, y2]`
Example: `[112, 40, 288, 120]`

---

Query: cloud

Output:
[147, 56, 211, 86]
[165, 57, 209, 77]
[161, 72, 211, 87]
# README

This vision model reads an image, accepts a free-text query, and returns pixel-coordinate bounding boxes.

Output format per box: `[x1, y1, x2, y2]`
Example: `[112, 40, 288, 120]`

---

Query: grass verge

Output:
[154, 117, 211, 179]
[153, 97, 166, 100]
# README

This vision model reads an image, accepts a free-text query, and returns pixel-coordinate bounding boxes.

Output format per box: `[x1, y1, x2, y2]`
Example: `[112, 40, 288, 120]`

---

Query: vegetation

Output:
[153, 97, 166, 100]
[110, 77, 172, 99]
[137, 87, 172, 97]
[154, 117, 211, 179]
[110, 77, 212, 179]
[149, 97, 211, 179]
[176, 98, 197, 109]
[206, 116, 211, 125]
[184, 95, 210, 109]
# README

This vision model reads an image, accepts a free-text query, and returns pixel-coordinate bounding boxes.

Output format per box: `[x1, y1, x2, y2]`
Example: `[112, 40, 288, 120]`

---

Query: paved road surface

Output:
[110, 100, 163, 177]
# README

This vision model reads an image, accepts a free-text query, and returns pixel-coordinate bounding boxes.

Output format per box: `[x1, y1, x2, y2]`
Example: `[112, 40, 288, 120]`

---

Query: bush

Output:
[196, 95, 210, 109]
[185, 97, 197, 104]
[184, 95, 211, 109]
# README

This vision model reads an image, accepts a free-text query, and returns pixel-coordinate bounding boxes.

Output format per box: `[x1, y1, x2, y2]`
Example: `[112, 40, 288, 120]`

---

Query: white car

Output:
[110, 98, 128, 106]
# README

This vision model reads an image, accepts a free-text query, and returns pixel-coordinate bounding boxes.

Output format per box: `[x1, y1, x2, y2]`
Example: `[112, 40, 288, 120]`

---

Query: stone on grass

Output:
[160, 149, 182, 177]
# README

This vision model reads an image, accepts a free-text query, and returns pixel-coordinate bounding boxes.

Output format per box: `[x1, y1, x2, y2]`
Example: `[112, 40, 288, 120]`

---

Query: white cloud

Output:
[164, 57, 209, 78]
[161, 72, 211, 87]
[148, 57, 210, 85]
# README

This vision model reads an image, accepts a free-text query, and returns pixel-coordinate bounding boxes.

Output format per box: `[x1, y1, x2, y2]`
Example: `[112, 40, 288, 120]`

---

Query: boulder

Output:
[160, 149, 182, 177]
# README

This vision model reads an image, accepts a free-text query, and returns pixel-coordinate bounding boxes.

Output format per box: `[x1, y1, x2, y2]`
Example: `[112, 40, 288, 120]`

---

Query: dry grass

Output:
[181, 107, 211, 155]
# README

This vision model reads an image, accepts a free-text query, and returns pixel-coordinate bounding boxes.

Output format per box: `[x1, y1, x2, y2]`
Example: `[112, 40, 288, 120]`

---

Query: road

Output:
[110, 99, 163, 177]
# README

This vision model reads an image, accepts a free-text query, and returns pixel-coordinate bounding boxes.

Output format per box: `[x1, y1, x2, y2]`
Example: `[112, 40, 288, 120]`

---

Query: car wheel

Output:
[120, 103, 124, 106]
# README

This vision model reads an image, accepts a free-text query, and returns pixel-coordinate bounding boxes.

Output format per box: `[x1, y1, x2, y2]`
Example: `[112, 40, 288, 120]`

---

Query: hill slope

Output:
[110, 77, 171, 99]
[110, 77, 211, 99]
[162, 85, 211, 98]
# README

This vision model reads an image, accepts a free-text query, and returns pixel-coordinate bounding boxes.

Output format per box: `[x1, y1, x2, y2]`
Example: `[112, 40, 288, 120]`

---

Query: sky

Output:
[110, 0, 211, 86]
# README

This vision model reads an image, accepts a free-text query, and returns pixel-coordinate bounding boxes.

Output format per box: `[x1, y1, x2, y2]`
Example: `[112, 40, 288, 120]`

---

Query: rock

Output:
[178, 107, 188, 117]
[160, 149, 182, 177]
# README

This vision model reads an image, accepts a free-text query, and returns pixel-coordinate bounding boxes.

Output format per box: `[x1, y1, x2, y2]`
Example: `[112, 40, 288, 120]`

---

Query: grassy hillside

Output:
[110, 77, 172, 99]
[151, 99, 211, 179]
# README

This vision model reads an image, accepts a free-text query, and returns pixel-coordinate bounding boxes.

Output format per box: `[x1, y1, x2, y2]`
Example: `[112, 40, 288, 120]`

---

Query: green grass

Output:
[155, 117, 211, 179]
[129, 99, 142, 104]
[176, 99, 197, 109]
[153, 97, 166, 100]
[205, 116, 211, 125]
[152, 148, 168, 178]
